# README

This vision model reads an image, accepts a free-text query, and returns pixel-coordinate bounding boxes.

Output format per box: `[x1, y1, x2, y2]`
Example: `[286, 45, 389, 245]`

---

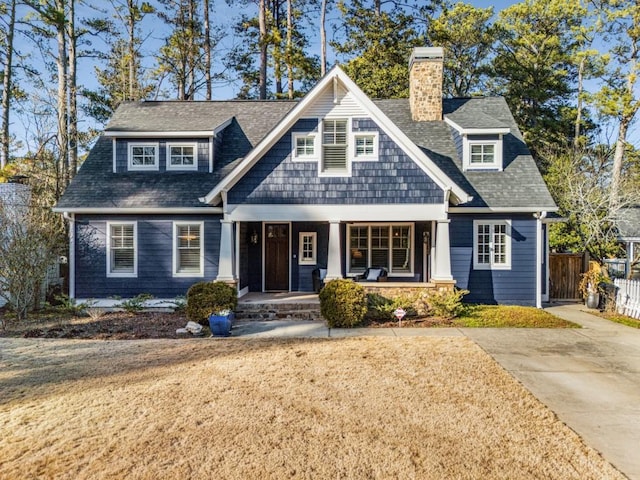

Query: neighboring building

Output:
[617, 206, 640, 279]
[54, 47, 557, 306]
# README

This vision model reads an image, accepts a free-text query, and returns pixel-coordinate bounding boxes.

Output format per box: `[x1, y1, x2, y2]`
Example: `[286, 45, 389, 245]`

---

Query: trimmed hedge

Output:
[186, 281, 238, 325]
[319, 279, 367, 328]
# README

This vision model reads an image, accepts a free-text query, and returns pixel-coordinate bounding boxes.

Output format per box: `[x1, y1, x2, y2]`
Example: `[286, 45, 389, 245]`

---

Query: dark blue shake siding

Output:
[450, 214, 537, 306]
[115, 138, 210, 173]
[228, 118, 444, 204]
[74, 214, 221, 298]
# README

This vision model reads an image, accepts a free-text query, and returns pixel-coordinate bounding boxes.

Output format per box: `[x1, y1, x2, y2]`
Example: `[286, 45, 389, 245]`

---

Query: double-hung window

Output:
[322, 119, 348, 173]
[348, 224, 413, 275]
[167, 143, 197, 170]
[474, 220, 511, 269]
[107, 222, 137, 277]
[129, 143, 159, 170]
[173, 222, 204, 277]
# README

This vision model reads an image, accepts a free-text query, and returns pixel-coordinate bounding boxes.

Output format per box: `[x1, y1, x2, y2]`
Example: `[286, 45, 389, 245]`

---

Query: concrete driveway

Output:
[235, 304, 640, 479]
[463, 304, 640, 480]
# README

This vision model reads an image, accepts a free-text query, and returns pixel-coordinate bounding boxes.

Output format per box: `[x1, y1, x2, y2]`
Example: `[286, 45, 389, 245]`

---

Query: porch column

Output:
[216, 219, 236, 282]
[326, 220, 342, 281]
[432, 219, 453, 281]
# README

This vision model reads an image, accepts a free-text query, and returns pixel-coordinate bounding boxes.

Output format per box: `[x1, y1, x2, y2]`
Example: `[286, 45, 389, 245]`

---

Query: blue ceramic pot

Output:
[209, 314, 232, 337]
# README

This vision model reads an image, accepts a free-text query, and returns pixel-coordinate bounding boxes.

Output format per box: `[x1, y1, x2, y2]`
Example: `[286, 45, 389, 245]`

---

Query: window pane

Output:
[177, 224, 201, 273]
[355, 136, 374, 156]
[349, 226, 368, 271]
[391, 226, 411, 272]
[110, 224, 135, 273]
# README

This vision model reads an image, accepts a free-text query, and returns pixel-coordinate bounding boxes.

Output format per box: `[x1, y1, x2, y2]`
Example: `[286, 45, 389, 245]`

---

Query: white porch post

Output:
[216, 218, 236, 282]
[326, 220, 342, 281]
[432, 219, 453, 281]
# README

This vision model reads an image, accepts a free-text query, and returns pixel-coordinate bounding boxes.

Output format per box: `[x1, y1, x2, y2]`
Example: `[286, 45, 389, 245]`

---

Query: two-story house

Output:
[54, 47, 557, 307]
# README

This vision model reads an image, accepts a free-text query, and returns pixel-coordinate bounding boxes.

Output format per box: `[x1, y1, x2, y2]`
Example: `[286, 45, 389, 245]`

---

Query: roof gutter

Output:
[52, 207, 224, 214]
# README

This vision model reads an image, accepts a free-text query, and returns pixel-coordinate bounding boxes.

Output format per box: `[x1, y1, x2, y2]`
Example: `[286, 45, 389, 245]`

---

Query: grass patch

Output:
[591, 310, 640, 328]
[454, 305, 580, 328]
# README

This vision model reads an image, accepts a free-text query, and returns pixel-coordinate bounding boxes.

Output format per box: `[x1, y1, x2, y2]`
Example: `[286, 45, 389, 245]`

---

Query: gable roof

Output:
[201, 65, 472, 206]
[55, 71, 556, 214]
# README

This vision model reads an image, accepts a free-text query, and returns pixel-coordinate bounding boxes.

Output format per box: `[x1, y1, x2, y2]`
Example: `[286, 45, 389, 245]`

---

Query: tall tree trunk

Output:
[56, 0, 69, 193]
[1, 0, 16, 170]
[574, 55, 585, 149]
[258, 0, 267, 99]
[187, 0, 195, 100]
[67, 0, 78, 178]
[610, 118, 628, 209]
[320, 0, 326, 77]
[127, 0, 136, 100]
[204, 0, 211, 100]
[286, 0, 293, 99]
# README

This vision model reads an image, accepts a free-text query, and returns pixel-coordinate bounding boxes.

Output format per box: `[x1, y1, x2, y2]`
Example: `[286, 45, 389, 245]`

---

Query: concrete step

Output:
[235, 302, 322, 322]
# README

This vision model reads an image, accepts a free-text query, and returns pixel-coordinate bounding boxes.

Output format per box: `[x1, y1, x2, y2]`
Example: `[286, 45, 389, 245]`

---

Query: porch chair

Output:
[312, 267, 328, 293]
[355, 267, 388, 282]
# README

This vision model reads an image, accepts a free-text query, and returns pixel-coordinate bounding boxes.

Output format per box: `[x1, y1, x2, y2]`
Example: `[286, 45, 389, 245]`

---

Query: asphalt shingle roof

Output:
[58, 96, 556, 211]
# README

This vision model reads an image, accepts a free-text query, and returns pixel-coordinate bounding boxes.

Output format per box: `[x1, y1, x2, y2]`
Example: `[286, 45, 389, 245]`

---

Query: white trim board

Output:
[226, 203, 447, 222]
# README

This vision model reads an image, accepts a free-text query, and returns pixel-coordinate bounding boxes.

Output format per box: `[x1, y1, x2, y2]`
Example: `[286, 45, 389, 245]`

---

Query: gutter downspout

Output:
[535, 211, 548, 308]
[63, 212, 75, 299]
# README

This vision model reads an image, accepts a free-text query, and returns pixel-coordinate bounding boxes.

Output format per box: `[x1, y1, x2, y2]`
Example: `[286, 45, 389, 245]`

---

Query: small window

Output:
[107, 222, 137, 277]
[292, 133, 317, 161]
[128, 143, 159, 170]
[474, 220, 511, 270]
[299, 232, 317, 265]
[167, 143, 197, 170]
[173, 222, 204, 277]
[322, 119, 348, 173]
[353, 132, 378, 160]
[470, 144, 495, 164]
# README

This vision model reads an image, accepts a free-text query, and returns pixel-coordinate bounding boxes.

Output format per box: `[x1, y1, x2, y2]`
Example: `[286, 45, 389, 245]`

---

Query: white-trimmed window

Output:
[107, 222, 137, 277]
[474, 220, 511, 270]
[173, 222, 204, 277]
[299, 232, 317, 265]
[353, 132, 379, 160]
[128, 143, 159, 170]
[347, 224, 413, 275]
[167, 143, 197, 170]
[291, 132, 318, 161]
[321, 119, 348, 174]
[463, 138, 502, 171]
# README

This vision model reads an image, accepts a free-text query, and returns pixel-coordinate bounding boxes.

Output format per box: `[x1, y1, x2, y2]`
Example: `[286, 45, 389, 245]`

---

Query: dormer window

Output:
[462, 135, 503, 171]
[129, 143, 159, 171]
[167, 143, 197, 170]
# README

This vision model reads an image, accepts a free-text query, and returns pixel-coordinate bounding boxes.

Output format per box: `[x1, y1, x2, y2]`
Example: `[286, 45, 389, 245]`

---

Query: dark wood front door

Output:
[265, 223, 289, 291]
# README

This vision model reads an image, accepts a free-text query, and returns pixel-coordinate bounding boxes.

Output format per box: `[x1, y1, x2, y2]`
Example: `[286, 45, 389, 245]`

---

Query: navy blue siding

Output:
[450, 214, 537, 306]
[228, 118, 444, 205]
[115, 138, 209, 173]
[450, 128, 463, 160]
[291, 222, 329, 291]
[74, 214, 221, 298]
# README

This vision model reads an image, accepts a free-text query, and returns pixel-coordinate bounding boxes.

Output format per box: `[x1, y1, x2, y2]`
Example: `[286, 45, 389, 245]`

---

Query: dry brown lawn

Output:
[0, 336, 624, 480]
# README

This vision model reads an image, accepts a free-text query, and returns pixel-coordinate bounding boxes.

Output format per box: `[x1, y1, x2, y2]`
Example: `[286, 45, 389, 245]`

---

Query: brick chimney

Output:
[409, 47, 444, 121]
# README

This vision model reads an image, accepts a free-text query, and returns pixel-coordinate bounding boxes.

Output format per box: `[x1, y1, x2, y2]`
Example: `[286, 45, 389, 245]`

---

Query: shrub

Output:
[117, 293, 154, 314]
[419, 288, 469, 320]
[319, 279, 367, 328]
[186, 281, 238, 325]
[365, 292, 419, 322]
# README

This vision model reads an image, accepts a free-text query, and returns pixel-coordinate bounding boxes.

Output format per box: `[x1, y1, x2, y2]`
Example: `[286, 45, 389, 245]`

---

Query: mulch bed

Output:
[0, 310, 191, 340]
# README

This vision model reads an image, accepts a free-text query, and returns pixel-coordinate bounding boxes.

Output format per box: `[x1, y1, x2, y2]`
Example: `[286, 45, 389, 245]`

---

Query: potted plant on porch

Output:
[579, 263, 605, 309]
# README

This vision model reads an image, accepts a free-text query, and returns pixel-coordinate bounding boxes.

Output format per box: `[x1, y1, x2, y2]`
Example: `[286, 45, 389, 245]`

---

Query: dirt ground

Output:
[0, 335, 625, 479]
[0, 310, 190, 340]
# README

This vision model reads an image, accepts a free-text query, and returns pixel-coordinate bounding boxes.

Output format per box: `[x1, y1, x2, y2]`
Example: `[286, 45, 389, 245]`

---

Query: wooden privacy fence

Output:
[614, 279, 640, 320]
[549, 253, 585, 300]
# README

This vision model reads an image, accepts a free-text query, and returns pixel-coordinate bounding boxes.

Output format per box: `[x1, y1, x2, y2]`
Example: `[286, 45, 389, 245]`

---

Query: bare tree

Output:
[1, 0, 16, 170]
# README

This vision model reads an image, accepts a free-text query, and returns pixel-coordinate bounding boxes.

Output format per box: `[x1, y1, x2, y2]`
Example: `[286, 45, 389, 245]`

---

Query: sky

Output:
[8, 0, 639, 156]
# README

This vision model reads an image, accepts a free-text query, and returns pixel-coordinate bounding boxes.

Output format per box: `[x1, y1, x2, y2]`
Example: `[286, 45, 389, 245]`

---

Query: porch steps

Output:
[235, 302, 323, 322]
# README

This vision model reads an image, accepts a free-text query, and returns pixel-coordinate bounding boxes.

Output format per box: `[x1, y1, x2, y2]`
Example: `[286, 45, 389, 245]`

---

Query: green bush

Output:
[419, 288, 469, 320]
[319, 279, 367, 328]
[117, 293, 154, 314]
[186, 281, 238, 325]
[365, 292, 419, 321]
